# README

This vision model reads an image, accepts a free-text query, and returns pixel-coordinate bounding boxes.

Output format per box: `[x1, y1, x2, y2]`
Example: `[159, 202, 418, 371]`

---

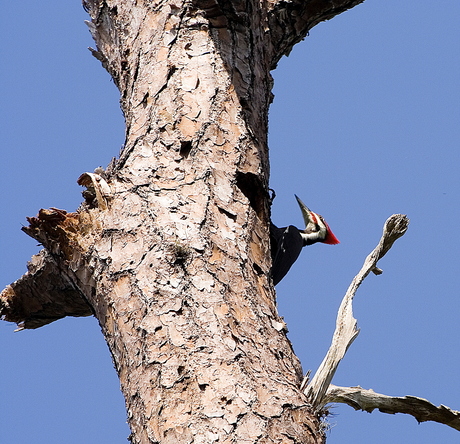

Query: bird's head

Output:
[295, 195, 340, 246]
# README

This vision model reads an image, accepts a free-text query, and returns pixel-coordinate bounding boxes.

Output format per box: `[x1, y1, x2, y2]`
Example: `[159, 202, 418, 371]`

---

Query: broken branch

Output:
[303, 214, 409, 409]
[0, 249, 92, 330]
[325, 384, 460, 431]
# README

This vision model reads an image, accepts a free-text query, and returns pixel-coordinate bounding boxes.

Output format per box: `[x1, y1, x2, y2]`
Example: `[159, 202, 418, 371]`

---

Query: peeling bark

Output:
[2, 0, 372, 442]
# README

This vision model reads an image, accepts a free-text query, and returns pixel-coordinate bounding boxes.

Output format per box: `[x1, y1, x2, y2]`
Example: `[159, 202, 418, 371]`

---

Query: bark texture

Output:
[1, 248, 92, 330]
[2, 0, 367, 442]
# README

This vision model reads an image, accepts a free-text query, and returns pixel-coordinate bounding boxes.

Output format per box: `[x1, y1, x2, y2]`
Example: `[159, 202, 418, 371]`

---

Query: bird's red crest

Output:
[323, 222, 340, 245]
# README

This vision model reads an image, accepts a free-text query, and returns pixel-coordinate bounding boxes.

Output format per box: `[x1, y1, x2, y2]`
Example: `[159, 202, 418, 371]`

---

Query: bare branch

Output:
[303, 214, 409, 409]
[325, 384, 460, 432]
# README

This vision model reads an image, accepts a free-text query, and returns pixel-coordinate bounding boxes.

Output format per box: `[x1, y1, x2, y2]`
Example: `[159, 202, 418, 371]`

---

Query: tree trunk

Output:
[1, 0, 365, 442]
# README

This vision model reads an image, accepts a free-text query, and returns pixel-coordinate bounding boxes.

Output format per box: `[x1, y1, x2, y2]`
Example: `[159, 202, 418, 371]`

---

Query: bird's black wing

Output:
[270, 224, 304, 286]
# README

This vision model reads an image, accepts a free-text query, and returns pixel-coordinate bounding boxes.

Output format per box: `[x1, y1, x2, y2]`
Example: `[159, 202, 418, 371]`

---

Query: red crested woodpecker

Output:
[270, 195, 339, 285]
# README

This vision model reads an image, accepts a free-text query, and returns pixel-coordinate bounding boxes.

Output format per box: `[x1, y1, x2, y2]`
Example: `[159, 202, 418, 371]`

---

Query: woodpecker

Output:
[270, 195, 339, 285]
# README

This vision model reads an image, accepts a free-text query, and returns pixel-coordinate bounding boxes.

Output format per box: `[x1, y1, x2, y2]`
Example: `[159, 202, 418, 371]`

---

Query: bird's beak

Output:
[295, 194, 315, 226]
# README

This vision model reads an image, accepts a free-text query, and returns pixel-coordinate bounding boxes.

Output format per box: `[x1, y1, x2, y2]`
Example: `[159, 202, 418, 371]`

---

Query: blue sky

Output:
[1, 1, 459, 443]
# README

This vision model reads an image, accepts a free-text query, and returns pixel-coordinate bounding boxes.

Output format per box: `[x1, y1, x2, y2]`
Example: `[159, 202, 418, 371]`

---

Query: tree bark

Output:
[1, 1, 366, 442]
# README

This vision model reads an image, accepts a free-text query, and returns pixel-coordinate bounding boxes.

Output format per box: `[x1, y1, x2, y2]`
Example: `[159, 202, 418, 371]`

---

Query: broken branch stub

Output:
[0, 249, 92, 330]
[303, 214, 409, 409]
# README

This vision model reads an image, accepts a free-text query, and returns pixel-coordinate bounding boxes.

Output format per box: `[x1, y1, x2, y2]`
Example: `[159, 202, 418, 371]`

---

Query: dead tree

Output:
[2, 1, 459, 443]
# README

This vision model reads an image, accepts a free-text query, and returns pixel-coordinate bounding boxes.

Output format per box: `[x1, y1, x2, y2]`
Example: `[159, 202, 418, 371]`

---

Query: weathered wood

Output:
[304, 214, 410, 409]
[325, 385, 460, 431]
